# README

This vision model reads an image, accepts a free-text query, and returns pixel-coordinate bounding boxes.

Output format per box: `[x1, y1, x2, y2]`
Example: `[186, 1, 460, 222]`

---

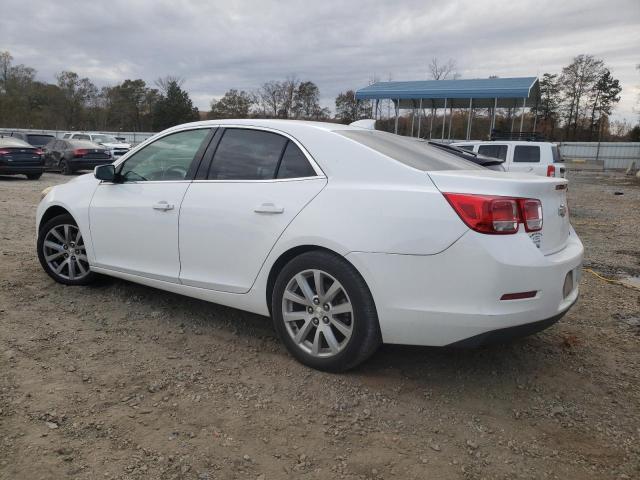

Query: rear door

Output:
[179, 127, 326, 293]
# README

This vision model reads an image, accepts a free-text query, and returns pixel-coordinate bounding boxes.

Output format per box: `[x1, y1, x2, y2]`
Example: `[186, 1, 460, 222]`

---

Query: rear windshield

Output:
[551, 145, 563, 163]
[26, 134, 54, 146]
[336, 130, 482, 171]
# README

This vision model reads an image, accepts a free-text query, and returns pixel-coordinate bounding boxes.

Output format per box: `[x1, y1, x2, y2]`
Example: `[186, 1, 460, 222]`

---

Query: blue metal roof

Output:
[355, 77, 538, 102]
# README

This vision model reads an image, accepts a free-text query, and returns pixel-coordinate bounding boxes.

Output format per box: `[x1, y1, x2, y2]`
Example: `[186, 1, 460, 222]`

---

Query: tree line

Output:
[0, 51, 199, 132]
[1, 50, 636, 141]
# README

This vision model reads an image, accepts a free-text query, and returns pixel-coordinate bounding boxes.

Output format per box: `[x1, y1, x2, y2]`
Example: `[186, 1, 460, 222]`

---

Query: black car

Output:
[43, 139, 112, 175]
[9, 132, 56, 148]
[0, 137, 45, 179]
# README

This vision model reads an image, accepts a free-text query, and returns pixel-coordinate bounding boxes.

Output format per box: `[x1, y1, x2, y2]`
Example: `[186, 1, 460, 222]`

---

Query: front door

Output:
[89, 128, 212, 282]
[179, 127, 326, 293]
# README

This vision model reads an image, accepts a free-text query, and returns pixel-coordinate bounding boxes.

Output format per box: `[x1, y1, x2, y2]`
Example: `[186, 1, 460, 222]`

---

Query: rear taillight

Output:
[443, 193, 543, 235]
[34, 148, 44, 156]
[73, 148, 88, 157]
[547, 165, 555, 177]
[0, 149, 9, 155]
[520, 199, 543, 232]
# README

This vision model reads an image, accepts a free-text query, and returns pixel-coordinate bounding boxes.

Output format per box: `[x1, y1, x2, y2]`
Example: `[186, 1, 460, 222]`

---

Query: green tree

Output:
[587, 69, 621, 140]
[293, 81, 324, 119]
[535, 73, 562, 139]
[55, 71, 98, 129]
[208, 89, 255, 119]
[152, 79, 199, 131]
[334, 90, 369, 124]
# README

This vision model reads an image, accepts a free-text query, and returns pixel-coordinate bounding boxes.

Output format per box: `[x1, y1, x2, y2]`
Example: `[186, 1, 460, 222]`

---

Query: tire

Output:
[272, 251, 381, 372]
[26, 173, 42, 180]
[37, 213, 95, 286]
[59, 158, 73, 175]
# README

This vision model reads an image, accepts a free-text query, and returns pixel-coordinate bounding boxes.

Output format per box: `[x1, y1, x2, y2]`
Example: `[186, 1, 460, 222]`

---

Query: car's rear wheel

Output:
[272, 251, 381, 371]
[59, 158, 72, 175]
[26, 173, 42, 180]
[37, 214, 95, 285]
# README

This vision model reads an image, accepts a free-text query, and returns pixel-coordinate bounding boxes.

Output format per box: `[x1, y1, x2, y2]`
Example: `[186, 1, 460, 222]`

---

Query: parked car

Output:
[43, 138, 112, 175]
[452, 141, 566, 177]
[8, 132, 56, 148]
[36, 120, 583, 371]
[0, 137, 45, 179]
[62, 132, 131, 158]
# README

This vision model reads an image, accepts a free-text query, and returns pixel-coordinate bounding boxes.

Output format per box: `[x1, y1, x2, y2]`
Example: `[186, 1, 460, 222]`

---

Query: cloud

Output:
[1, 0, 639, 119]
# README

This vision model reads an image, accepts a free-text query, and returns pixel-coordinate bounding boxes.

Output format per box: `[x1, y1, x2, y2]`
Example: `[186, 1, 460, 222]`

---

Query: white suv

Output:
[452, 141, 566, 178]
[62, 132, 131, 158]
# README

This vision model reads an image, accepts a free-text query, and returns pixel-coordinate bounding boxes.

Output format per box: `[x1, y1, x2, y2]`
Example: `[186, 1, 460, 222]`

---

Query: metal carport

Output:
[354, 77, 540, 139]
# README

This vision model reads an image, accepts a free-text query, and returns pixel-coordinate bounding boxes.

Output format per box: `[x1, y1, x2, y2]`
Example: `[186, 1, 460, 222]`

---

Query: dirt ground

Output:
[1, 170, 639, 480]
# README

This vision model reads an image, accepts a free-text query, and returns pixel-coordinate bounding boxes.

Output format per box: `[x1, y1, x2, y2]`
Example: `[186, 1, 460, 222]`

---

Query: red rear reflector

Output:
[500, 291, 537, 300]
[443, 193, 543, 235]
[547, 165, 555, 177]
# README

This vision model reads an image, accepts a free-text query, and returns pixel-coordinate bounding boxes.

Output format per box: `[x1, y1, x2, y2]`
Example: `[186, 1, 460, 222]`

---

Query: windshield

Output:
[92, 134, 118, 143]
[336, 130, 482, 172]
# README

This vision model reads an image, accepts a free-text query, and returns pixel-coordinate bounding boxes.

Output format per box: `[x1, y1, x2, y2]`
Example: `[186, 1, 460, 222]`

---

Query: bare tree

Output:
[155, 76, 185, 95]
[428, 57, 459, 80]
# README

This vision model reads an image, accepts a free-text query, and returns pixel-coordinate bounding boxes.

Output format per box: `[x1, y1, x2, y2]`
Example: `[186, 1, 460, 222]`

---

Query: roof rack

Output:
[490, 131, 546, 141]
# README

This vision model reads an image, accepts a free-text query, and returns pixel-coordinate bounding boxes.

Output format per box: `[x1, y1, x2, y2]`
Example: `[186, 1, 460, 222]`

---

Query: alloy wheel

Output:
[42, 224, 90, 281]
[282, 269, 354, 358]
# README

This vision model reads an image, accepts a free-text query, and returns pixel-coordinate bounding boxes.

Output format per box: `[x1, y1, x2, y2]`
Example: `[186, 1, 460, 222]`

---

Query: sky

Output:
[1, 0, 639, 121]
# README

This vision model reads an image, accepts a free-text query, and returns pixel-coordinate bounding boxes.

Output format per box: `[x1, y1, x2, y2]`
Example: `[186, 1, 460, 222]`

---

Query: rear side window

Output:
[27, 135, 54, 146]
[208, 129, 288, 180]
[551, 145, 563, 163]
[513, 145, 540, 163]
[74, 134, 90, 140]
[337, 130, 482, 171]
[276, 142, 316, 178]
[478, 144, 508, 161]
[63, 133, 71, 139]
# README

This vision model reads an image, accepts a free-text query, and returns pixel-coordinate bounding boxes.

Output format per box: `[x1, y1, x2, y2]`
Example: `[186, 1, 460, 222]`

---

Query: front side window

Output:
[119, 129, 210, 182]
[513, 145, 540, 163]
[208, 129, 288, 180]
[478, 144, 508, 161]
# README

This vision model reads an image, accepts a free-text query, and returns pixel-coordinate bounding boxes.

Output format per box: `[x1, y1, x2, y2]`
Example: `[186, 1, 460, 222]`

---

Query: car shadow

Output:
[84, 275, 560, 381]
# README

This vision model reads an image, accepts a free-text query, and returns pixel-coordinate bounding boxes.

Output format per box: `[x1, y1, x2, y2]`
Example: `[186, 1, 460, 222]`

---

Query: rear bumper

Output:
[0, 165, 45, 175]
[346, 226, 583, 346]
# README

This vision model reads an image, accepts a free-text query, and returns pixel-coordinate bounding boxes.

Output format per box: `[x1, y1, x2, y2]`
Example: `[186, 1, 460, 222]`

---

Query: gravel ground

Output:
[1, 170, 639, 480]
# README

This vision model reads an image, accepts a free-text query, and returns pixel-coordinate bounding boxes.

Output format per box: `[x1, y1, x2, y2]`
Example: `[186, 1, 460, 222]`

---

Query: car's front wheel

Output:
[37, 214, 95, 285]
[272, 251, 381, 371]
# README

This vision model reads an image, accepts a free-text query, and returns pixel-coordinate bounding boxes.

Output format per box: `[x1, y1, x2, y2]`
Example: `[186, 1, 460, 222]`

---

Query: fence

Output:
[0, 128, 156, 145]
[558, 142, 640, 170]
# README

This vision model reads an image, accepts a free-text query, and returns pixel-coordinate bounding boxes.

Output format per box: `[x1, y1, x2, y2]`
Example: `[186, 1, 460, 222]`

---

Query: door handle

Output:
[152, 201, 175, 211]
[254, 202, 284, 214]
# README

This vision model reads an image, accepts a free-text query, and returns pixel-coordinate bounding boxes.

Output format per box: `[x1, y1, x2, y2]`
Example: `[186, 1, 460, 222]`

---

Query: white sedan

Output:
[36, 120, 583, 371]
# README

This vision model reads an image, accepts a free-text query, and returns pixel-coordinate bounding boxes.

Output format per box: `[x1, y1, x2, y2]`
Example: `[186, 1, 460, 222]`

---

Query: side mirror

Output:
[94, 164, 116, 182]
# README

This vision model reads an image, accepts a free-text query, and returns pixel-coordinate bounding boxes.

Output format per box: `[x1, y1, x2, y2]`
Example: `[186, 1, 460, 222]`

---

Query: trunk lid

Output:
[428, 170, 570, 255]
[0, 147, 42, 166]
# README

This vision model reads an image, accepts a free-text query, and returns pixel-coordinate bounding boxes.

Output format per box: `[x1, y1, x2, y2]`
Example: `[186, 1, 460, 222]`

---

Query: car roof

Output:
[0, 137, 35, 148]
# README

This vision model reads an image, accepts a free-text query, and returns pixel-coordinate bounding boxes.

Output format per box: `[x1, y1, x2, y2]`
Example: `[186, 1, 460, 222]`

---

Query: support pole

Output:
[417, 98, 423, 138]
[519, 97, 526, 133]
[429, 100, 434, 139]
[375, 99, 379, 120]
[411, 101, 416, 137]
[441, 98, 447, 140]
[510, 101, 516, 132]
[394, 98, 399, 134]
[490, 98, 497, 138]
[447, 104, 453, 140]
[466, 98, 473, 140]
